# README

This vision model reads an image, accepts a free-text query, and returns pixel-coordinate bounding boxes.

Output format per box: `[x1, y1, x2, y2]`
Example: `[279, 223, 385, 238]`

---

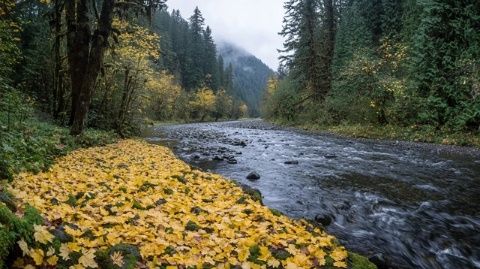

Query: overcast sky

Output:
[167, 0, 284, 70]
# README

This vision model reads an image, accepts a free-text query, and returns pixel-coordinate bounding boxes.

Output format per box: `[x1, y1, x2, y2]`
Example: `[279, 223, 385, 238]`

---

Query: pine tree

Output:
[203, 26, 220, 90]
[185, 6, 206, 90]
[279, 0, 333, 100]
[217, 55, 225, 88]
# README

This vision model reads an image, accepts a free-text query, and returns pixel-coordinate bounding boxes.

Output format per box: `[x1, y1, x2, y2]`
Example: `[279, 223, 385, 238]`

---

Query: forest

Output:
[264, 0, 480, 145]
[0, 0, 251, 138]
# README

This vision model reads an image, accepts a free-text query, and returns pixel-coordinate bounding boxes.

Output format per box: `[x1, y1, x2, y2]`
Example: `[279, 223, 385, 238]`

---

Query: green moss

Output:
[185, 220, 200, 231]
[0, 204, 43, 268]
[0, 190, 15, 212]
[163, 188, 174, 195]
[0, 228, 15, 269]
[95, 244, 140, 269]
[349, 252, 377, 269]
[270, 248, 292, 261]
[269, 208, 283, 216]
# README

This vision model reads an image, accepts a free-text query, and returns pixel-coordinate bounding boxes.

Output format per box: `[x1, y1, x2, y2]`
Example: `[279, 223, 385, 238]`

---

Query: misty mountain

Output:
[218, 42, 274, 116]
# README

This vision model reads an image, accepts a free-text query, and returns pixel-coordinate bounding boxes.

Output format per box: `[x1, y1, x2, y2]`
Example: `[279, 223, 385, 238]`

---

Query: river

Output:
[145, 120, 480, 269]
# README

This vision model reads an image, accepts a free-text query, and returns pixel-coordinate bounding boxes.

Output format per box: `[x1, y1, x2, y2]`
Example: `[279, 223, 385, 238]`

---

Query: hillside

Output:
[218, 42, 275, 116]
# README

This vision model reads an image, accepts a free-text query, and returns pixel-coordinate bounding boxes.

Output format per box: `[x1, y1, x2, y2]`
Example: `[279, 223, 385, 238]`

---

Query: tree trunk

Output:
[68, 0, 116, 135]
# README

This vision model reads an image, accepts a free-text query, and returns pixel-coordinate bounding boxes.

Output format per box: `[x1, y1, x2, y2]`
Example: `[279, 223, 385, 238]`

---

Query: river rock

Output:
[246, 172, 261, 181]
[52, 225, 73, 243]
[238, 183, 263, 204]
[314, 213, 333, 227]
[212, 156, 223, 161]
[284, 160, 299, 165]
[233, 140, 247, 147]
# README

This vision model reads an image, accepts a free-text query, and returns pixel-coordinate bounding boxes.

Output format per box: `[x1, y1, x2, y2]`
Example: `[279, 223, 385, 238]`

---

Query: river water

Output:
[145, 120, 480, 269]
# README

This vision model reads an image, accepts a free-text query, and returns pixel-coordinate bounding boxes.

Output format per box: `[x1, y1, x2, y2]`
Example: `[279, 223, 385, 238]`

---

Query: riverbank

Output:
[2, 139, 375, 268]
[270, 120, 480, 149]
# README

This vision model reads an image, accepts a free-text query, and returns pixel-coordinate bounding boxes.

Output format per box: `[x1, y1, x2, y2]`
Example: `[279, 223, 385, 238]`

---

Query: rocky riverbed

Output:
[145, 119, 480, 269]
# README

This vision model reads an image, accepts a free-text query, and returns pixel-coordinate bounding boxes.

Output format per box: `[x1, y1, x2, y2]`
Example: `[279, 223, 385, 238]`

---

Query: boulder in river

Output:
[314, 213, 333, 227]
[227, 159, 238, 164]
[246, 171, 261, 181]
[212, 156, 223, 161]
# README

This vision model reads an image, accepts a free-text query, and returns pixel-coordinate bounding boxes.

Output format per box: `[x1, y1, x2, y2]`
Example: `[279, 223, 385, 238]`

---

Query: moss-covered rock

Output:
[95, 244, 141, 269]
[349, 252, 377, 269]
[236, 183, 263, 204]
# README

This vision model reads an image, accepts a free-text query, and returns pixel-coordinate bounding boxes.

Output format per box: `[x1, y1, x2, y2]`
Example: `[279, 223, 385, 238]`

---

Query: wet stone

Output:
[314, 213, 333, 227]
[212, 156, 223, 161]
[227, 159, 238, 164]
[246, 171, 261, 181]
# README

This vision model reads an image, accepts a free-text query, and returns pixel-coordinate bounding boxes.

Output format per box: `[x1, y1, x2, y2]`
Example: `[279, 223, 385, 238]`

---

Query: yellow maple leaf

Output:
[30, 248, 44, 266]
[47, 247, 55, 256]
[33, 224, 54, 244]
[285, 262, 300, 269]
[237, 247, 249, 262]
[110, 251, 124, 267]
[334, 261, 348, 268]
[47, 255, 59, 265]
[330, 247, 348, 261]
[287, 244, 297, 255]
[17, 239, 30, 256]
[58, 243, 71, 261]
[67, 242, 82, 252]
[78, 249, 98, 268]
[267, 258, 280, 268]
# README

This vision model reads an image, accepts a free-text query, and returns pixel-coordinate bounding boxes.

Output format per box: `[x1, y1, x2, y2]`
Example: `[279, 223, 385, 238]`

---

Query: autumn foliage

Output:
[7, 140, 349, 268]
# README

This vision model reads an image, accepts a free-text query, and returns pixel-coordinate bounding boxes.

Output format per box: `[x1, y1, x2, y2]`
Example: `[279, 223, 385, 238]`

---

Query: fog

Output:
[167, 0, 284, 70]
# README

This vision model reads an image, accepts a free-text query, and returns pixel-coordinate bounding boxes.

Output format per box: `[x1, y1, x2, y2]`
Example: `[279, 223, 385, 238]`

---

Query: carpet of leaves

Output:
[8, 140, 349, 269]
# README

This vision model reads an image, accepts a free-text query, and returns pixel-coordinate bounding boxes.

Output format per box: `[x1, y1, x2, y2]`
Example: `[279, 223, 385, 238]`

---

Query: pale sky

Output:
[167, 0, 284, 70]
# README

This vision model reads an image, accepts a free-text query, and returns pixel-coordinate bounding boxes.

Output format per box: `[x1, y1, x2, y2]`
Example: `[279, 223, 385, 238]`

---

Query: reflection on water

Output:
[146, 120, 480, 269]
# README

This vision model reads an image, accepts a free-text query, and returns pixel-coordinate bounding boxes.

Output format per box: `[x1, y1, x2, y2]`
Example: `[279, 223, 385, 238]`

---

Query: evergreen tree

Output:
[410, 0, 480, 129]
[279, 0, 337, 101]
[203, 26, 220, 90]
[217, 55, 225, 88]
[185, 6, 206, 90]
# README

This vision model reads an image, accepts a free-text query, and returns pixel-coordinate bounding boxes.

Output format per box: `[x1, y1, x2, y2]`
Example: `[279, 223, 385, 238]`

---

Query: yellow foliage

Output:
[111, 19, 160, 68]
[9, 140, 349, 268]
[33, 224, 54, 244]
[239, 103, 249, 118]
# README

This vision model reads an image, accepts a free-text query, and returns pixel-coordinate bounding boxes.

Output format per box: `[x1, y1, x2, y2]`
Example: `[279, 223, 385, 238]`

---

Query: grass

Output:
[0, 118, 118, 181]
